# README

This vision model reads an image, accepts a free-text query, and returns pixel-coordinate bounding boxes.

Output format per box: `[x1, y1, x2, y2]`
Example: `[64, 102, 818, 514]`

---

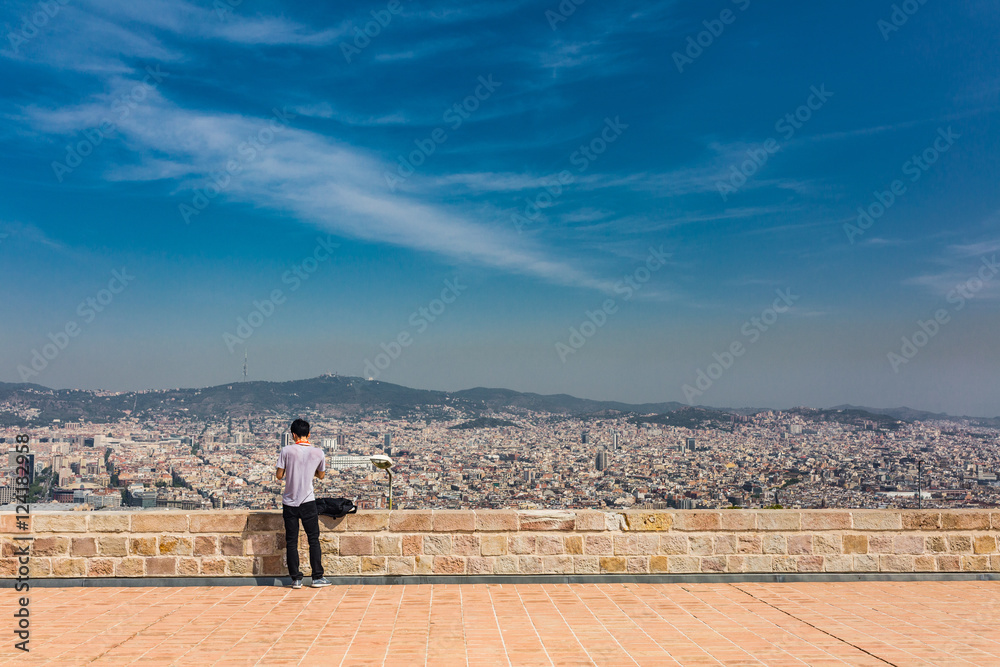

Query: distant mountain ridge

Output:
[0, 377, 997, 427]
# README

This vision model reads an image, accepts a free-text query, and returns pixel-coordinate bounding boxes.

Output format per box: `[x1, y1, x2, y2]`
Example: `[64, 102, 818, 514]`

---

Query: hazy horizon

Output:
[2, 0, 998, 417]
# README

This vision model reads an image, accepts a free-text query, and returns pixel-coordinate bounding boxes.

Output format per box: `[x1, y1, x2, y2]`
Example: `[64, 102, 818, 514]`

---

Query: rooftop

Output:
[5, 580, 998, 665]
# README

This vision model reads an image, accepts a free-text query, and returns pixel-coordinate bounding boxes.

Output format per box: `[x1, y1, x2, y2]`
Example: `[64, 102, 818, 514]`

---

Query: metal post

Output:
[387, 469, 393, 510]
[917, 460, 923, 510]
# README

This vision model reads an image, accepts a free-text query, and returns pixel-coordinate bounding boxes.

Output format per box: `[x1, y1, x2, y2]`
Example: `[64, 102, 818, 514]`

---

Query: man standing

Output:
[276, 418, 330, 588]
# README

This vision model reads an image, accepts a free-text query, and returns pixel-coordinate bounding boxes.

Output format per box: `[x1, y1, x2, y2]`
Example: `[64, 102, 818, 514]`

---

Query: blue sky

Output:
[1, 0, 998, 415]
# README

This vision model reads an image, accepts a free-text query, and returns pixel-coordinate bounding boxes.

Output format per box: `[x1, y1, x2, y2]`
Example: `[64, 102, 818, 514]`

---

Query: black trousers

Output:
[282, 500, 323, 580]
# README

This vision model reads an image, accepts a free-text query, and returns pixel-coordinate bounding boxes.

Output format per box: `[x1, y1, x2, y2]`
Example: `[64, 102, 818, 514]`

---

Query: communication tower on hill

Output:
[243, 349, 248, 382]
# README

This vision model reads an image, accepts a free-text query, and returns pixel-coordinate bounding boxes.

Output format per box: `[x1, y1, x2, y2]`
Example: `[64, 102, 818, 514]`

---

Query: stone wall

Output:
[2, 510, 999, 579]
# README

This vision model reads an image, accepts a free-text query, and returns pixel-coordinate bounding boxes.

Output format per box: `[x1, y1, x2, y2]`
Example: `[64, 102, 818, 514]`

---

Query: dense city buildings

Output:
[3, 387, 998, 512]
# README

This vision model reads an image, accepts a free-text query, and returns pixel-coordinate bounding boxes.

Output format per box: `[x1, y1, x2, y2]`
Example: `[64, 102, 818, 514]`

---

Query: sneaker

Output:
[290, 579, 302, 589]
[310, 577, 331, 588]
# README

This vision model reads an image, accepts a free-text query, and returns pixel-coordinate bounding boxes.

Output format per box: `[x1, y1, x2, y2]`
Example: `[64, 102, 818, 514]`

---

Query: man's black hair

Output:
[290, 419, 310, 438]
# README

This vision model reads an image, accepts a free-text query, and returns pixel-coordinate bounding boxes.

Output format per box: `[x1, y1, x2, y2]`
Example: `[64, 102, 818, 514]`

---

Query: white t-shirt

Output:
[276, 444, 326, 507]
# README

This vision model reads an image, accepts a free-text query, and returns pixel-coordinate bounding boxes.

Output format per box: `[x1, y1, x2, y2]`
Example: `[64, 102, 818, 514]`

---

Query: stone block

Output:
[586, 535, 613, 555]
[659, 535, 688, 555]
[475, 511, 517, 532]
[852, 512, 901, 531]
[599, 556, 627, 573]
[688, 536, 713, 556]
[880, 555, 913, 572]
[901, 511, 940, 530]
[132, 513, 188, 533]
[328, 556, 360, 575]
[257, 555, 284, 576]
[116, 557, 145, 577]
[565, 536, 583, 555]
[797, 556, 823, 572]
[673, 513, 721, 532]
[755, 512, 800, 531]
[247, 534, 275, 556]
[190, 513, 247, 533]
[726, 556, 746, 572]
[573, 511, 607, 531]
[29, 558, 51, 577]
[89, 514, 130, 533]
[893, 535, 924, 555]
[481, 535, 507, 556]
[913, 555, 936, 571]
[246, 513, 283, 532]
[375, 536, 401, 556]
[735, 535, 761, 554]
[453, 535, 480, 556]
[468, 557, 494, 575]
[159, 536, 194, 556]
[814, 535, 841, 555]
[762, 535, 786, 554]
[824, 555, 852, 572]
[340, 535, 374, 556]
[414, 555, 433, 574]
[389, 511, 433, 532]
[962, 555, 989, 571]
[843, 534, 868, 554]
[701, 556, 726, 573]
[992, 555, 1000, 571]
[801, 511, 851, 531]
[714, 535, 737, 555]
[519, 556, 544, 574]
[720, 512, 755, 531]
[935, 555, 961, 571]
[86, 558, 115, 577]
[178, 557, 199, 576]
[433, 511, 475, 532]
[33, 536, 69, 557]
[220, 535, 244, 556]
[869, 535, 893, 553]
[494, 556, 518, 574]
[925, 536, 946, 553]
[974, 536, 997, 554]
[745, 555, 772, 572]
[537, 535, 564, 555]
[146, 557, 177, 576]
[948, 536, 972, 553]
[649, 556, 670, 573]
[0, 558, 16, 577]
[787, 535, 813, 555]
[574, 556, 600, 574]
[361, 556, 386, 574]
[0, 514, 31, 533]
[518, 510, 574, 531]
[129, 537, 157, 556]
[422, 535, 451, 555]
[71, 537, 98, 557]
[624, 512, 673, 531]
[387, 556, 414, 575]
[544, 555, 574, 574]
[509, 535, 535, 555]
[193, 536, 218, 556]
[772, 557, 797, 573]
[993, 513, 1000, 530]
[337, 512, 389, 532]
[34, 514, 88, 533]
[668, 556, 700, 573]
[941, 512, 990, 531]
[402, 534, 422, 555]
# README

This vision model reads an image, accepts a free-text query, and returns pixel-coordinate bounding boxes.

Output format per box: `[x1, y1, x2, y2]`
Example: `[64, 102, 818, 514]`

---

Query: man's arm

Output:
[314, 469, 325, 480]
[276, 468, 284, 481]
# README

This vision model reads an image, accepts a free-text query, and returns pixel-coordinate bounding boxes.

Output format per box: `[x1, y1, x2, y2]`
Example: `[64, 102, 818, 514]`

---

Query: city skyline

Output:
[2, 0, 999, 416]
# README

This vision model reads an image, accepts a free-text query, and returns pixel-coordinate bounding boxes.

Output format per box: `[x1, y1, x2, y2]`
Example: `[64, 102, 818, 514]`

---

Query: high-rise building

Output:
[595, 450, 608, 471]
[613, 432, 620, 450]
[384, 433, 391, 450]
[280, 433, 291, 449]
[686, 438, 696, 451]
[581, 431, 589, 444]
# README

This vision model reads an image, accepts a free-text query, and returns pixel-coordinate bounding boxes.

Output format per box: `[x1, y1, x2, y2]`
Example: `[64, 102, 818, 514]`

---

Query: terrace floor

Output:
[2, 581, 998, 666]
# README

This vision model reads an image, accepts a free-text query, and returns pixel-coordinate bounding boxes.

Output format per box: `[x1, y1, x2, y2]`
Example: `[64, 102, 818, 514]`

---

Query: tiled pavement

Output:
[2, 581, 998, 665]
